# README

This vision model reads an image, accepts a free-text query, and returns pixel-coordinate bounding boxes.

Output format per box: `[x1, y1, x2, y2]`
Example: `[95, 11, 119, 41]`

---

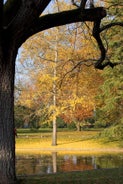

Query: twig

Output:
[100, 22, 123, 33]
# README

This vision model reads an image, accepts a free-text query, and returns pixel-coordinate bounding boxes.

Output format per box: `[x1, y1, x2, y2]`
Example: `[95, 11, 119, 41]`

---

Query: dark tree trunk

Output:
[0, 45, 17, 183]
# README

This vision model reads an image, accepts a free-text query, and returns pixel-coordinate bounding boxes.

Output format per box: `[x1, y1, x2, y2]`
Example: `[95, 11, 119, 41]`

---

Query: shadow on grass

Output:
[57, 136, 94, 146]
[18, 128, 53, 134]
[97, 137, 123, 148]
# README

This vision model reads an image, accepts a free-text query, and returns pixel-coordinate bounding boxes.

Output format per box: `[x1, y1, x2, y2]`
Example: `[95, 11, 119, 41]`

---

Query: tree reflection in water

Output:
[52, 152, 57, 173]
[16, 153, 123, 176]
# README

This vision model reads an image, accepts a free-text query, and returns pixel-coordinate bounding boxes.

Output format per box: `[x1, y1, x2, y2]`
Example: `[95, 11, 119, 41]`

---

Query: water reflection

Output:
[16, 153, 123, 176]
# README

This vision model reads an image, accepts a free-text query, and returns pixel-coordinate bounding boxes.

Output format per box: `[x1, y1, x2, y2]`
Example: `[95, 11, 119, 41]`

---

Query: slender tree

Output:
[0, 0, 122, 183]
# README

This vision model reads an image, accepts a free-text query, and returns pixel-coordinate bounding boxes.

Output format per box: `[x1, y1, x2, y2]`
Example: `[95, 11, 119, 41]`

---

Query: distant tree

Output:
[14, 104, 40, 128]
[95, 0, 123, 128]
[60, 95, 95, 131]
[95, 66, 123, 127]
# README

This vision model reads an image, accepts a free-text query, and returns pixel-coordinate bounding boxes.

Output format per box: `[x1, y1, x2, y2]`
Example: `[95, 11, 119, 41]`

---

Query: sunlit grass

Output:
[16, 130, 123, 154]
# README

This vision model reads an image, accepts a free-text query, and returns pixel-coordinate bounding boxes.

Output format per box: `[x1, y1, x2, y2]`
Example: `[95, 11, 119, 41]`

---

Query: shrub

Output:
[99, 124, 123, 140]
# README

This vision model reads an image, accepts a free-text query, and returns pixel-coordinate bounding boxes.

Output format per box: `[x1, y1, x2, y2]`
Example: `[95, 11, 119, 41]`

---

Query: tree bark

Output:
[0, 45, 17, 183]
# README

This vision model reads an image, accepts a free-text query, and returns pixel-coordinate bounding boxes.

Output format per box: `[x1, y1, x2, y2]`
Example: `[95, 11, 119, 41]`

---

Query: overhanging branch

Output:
[72, 0, 88, 9]
[28, 7, 106, 39]
[93, 20, 123, 69]
[93, 20, 106, 69]
[15, 7, 106, 47]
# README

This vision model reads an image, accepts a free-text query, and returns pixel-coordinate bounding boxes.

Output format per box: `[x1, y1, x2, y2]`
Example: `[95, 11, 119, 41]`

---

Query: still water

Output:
[16, 153, 123, 176]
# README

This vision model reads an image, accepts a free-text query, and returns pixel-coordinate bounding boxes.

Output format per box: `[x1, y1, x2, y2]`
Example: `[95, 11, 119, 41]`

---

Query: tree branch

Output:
[80, 0, 87, 9]
[23, 7, 106, 44]
[92, 20, 106, 69]
[72, 0, 94, 9]
[59, 58, 95, 87]
[93, 20, 123, 70]
[71, 0, 80, 8]
[107, 2, 123, 10]
[5, 1, 107, 61]
[100, 22, 123, 32]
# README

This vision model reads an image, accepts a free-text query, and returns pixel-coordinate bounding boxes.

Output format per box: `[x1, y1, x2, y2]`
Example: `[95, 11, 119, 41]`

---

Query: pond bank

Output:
[16, 147, 123, 155]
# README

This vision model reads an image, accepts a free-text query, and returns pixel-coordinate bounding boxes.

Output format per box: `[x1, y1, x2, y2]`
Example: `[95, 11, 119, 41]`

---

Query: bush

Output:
[94, 120, 111, 128]
[99, 124, 123, 140]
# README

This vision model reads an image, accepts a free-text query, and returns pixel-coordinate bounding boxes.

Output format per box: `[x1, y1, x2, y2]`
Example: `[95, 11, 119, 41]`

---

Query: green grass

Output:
[17, 168, 123, 184]
[17, 128, 76, 134]
[17, 128, 53, 134]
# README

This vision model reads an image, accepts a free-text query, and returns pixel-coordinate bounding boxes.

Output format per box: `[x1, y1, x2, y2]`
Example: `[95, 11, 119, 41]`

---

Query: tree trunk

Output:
[52, 28, 58, 146]
[76, 122, 81, 131]
[52, 116, 57, 146]
[0, 46, 17, 183]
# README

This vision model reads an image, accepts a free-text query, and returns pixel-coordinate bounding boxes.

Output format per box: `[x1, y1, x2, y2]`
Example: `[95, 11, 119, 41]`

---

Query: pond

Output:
[16, 153, 123, 176]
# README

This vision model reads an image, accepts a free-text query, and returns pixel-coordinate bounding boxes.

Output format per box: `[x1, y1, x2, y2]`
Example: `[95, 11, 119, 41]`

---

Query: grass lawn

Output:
[18, 168, 123, 184]
[16, 128, 123, 154]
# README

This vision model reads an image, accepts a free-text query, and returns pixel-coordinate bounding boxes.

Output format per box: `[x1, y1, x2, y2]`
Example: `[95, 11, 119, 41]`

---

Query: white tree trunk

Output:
[52, 28, 58, 146]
